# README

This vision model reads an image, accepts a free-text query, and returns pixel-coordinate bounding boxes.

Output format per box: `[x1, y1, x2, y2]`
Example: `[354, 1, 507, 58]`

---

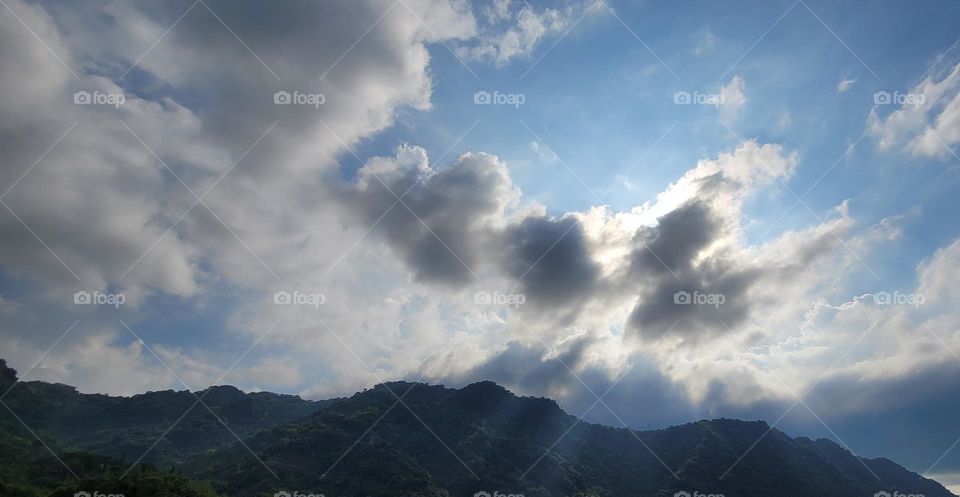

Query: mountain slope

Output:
[0, 360, 953, 497]
[187, 381, 956, 497]
[0, 412, 221, 497]
[0, 359, 330, 466]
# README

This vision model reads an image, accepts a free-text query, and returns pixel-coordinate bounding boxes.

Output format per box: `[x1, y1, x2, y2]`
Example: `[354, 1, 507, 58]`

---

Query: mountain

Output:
[187, 381, 955, 497]
[0, 397, 219, 497]
[0, 359, 332, 467]
[0, 359, 954, 497]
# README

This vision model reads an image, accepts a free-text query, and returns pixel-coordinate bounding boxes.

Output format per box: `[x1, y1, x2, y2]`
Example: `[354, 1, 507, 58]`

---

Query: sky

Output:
[1, 0, 960, 490]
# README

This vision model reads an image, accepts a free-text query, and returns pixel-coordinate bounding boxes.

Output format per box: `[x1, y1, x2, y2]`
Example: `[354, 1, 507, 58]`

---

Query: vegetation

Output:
[1, 360, 954, 497]
[0, 359, 329, 467]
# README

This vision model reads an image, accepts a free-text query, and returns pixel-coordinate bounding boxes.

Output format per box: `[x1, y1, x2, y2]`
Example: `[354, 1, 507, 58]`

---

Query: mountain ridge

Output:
[0, 359, 954, 497]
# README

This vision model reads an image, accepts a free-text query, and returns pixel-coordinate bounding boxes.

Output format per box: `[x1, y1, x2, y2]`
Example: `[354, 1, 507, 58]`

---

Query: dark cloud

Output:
[347, 151, 603, 303]
[631, 201, 719, 275]
[627, 260, 761, 340]
[347, 150, 513, 286]
[500, 215, 600, 315]
[623, 200, 760, 343]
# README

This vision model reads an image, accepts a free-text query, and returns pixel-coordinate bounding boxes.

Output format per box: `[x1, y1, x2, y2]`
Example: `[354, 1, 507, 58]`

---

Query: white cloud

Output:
[695, 28, 716, 56]
[777, 110, 792, 130]
[867, 61, 960, 159]
[530, 140, 559, 163]
[0, 0, 482, 394]
[837, 77, 857, 93]
[0, 0, 480, 304]
[456, 0, 604, 66]
[481, 0, 512, 23]
[720, 75, 747, 123]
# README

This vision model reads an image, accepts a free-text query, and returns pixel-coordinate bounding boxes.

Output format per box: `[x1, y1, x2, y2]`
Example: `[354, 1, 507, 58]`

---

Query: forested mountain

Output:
[0, 360, 953, 497]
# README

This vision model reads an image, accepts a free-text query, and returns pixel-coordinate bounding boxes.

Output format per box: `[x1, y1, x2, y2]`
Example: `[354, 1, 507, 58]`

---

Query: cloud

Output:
[867, 61, 960, 159]
[777, 110, 792, 130]
[530, 140, 559, 163]
[0, 0, 484, 305]
[500, 215, 600, 318]
[626, 200, 760, 341]
[479, 0, 512, 23]
[346, 147, 517, 286]
[456, 0, 604, 66]
[720, 75, 747, 123]
[695, 28, 716, 56]
[0, 0, 480, 394]
[837, 77, 857, 93]
[613, 142, 835, 346]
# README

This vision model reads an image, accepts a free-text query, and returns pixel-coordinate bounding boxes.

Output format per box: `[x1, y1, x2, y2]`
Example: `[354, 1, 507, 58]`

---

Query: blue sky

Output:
[2, 0, 960, 490]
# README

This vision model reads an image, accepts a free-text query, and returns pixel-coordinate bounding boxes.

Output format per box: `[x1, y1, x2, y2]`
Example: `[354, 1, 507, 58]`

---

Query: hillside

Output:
[0, 359, 330, 466]
[0, 360, 954, 497]
[187, 381, 955, 497]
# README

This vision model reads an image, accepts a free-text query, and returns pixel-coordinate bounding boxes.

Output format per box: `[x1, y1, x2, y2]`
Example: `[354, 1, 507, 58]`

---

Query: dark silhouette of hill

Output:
[187, 380, 956, 497]
[0, 359, 954, 497]
[0, 359, 330, 466]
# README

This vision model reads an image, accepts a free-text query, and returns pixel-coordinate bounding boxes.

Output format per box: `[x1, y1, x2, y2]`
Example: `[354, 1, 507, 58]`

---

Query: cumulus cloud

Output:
[500, 215, 600, 319]
[867, 61, 960, 159]
[0, 0, 480, 394]
[346, 147, 517, 286]
[456, 0, 604, 66]
[0, 0, 482, 305]
[613, 141, 837, 345]
[720, 75, 747, 123]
